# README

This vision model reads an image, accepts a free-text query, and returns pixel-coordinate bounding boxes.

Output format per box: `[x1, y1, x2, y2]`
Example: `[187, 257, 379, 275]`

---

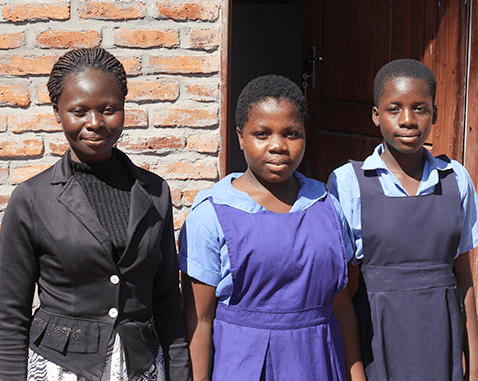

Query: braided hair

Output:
[373, 59, 436, 106]
[235, 74, 308, 131]
[47, 47, 127, 104]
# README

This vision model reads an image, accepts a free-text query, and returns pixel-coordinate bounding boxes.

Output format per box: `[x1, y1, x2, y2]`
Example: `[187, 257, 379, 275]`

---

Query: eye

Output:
[103, 107, 116, 115]
[71, 108, 86, 117]
[387, 106, 399, 113]
[253, 131, 269, 138]
[414, 106, 428, 113]
[286, 131, 300, 138]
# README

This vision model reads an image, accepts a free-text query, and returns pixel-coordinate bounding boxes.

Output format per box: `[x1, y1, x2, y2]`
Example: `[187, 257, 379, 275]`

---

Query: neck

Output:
[233, 169, 300, 212]
[380, 145, 426, 181]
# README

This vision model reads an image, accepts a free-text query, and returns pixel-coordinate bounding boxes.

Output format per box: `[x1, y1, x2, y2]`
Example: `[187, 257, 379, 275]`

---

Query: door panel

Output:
[301, 0, 468, 182]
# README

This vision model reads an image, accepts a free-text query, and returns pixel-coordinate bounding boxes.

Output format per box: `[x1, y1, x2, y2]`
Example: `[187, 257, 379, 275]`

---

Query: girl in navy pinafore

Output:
[179, 75, 367, 381]
[328, 59, 478, 380]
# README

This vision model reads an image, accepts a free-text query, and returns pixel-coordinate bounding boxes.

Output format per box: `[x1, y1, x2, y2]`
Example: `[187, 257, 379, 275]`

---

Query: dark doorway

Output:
[227, 0, 304, 173]
[227, 0, 469, 182]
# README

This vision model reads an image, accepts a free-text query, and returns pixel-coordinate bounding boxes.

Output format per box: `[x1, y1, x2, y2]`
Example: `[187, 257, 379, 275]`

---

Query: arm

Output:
[454, 251, 478, 381]
[153, 192, 192, 381]
[181, 273, 217, 381]
[0, 185, 38, 379]
[333, 284, 367, 381]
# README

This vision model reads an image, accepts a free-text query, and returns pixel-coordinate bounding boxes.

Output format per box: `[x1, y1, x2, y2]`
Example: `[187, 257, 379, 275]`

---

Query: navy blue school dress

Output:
[206, 188, 348, 380]
[351, 160, 464, 381]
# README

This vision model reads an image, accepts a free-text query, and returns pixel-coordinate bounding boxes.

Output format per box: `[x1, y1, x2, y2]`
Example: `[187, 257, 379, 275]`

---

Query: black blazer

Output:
[0, 149, 190, 381]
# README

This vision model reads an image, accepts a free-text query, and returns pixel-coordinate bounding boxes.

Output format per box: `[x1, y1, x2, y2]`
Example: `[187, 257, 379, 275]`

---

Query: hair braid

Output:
[47, 47, 127, 104]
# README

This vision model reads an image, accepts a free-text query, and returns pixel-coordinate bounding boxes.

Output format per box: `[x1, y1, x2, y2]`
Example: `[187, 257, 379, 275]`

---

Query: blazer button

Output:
[110, 275, 120, 284]
[109, 308, 118, 318]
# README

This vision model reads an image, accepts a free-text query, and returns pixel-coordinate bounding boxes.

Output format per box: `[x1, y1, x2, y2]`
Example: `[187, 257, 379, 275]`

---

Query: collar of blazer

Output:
[50, 148, 150, 187]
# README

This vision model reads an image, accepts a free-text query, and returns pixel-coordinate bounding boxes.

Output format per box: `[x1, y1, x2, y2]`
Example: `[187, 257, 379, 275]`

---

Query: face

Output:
[53, 69, 125, 163]
[373, 77, 437, 156]
[237, 98, 306, 184]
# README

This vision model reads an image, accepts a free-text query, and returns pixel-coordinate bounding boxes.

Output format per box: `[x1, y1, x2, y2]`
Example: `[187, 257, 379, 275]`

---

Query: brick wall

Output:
[0, 0, 225, 232]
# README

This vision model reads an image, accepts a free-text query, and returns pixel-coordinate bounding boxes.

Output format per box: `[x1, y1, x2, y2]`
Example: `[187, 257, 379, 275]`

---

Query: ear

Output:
[236, 127, 244, 151]
[372, 106, 380, 127]
[53, 104, 61, 124]
[432, 105, 438, 124]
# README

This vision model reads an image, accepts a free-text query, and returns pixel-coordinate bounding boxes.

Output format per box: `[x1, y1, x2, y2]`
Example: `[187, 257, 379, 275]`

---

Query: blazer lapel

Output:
[57, 177, 114, 259]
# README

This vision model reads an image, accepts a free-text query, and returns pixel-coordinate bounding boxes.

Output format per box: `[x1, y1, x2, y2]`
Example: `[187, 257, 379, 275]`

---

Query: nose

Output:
[268, 135, 288, 153]
[86, 110, 104, 130]
[399, 107, 417, 128]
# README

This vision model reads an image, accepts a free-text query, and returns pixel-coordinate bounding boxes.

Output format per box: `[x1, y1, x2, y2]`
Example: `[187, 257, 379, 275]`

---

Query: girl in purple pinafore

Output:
[179, 75, 366, 381]
[328, 59, 478, 381]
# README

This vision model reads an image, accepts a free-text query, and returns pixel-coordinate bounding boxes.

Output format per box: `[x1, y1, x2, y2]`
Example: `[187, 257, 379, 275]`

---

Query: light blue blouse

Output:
[179, 172, 355, 304]
[327, 144, 478, 262]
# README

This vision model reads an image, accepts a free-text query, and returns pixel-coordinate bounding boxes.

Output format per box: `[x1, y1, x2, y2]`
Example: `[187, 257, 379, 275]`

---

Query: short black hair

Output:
[373, 59, 436, 106]
[47, 47, 127, 105]
[235, 74, 308, 130]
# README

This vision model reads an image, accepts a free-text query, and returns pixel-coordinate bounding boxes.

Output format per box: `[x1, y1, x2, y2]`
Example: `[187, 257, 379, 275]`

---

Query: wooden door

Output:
[300, 0, 469, 182]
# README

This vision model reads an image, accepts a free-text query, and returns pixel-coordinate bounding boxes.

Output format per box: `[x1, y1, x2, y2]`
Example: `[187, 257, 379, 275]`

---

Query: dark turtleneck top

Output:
[69, 151, 135, 262]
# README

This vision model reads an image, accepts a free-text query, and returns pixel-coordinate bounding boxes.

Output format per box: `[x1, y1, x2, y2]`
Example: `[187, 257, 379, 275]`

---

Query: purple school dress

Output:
[351, 160, 464, 381]
[209, 193, 348, 381]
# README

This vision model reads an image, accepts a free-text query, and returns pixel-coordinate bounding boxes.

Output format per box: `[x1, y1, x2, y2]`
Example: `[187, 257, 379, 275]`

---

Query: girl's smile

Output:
[372, 77, 437, 157]
[53, 68, 125, 163]
[236, 97, 306, 186]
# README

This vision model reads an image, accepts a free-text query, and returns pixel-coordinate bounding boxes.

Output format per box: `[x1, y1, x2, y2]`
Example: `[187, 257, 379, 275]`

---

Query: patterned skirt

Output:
[27, 332, 166, 381]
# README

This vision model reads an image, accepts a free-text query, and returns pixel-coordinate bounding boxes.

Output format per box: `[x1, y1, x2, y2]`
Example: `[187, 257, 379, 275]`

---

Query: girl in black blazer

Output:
[0, 48, 191, 381]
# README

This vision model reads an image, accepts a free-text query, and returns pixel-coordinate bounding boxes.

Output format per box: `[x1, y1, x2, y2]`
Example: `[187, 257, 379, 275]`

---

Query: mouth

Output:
[266, 161, 289, 170]
[82, 136, 108, 146]
[396, 134, 420, 142]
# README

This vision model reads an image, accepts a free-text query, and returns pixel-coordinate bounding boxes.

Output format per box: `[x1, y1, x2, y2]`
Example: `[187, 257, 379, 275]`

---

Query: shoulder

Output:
[118, 149, 171, 193]
[12, 159, 61, 202]
[191, 173, 241, 210]
[433, 155, 473, 186]
[327, 162, 359, 196]
[329, 162, 357, 181]
[295, 172, 327, 195]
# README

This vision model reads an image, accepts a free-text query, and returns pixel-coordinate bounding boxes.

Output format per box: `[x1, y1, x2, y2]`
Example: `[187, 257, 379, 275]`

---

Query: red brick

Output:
[126, 81, 179, 102]
[0, 115, 7, 133]
[149, 54, 219, 74]
[173, 212, 187, 231]
[114, 28, 179, 48]
[49, 138, 69, 156]
[124, 109, 148, 128]
[0, 85, 30, 107]
[36, 30, 101, 49]
[159, 160, 218, 180]
[153, 106, 217, 127]
[117, 135, 186, 152]
[186, 83, 219, 102]
[12, 113, 61, 133]
[11, 164, 51, 184]
[0, 54, 58, 76]
[0, 33, 25, 49]
[187, 133, 219, 153]
[3, 3, 70, 22]
[0, 167, 9, 185]
[0, 139, 44, 158]
[36, 86, 51, 104]
[120, 56, 141, 76]
[170, 187, 182, 207]
[156, 1, 219, 21]
[0, 194, 10, 212]
[78, 1, 145, 20]
[183, 188, 206, 206]
[189, 28, 219, 51]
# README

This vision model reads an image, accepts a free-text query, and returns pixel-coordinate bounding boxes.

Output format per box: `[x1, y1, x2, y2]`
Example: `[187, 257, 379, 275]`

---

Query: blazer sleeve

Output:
[0, 184, 39, 380]
[153, 184, 191, 381]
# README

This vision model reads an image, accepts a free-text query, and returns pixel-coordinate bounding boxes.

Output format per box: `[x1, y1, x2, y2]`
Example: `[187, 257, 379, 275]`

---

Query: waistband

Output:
[361, 263, 456, 292]
[215, 302, 333, 330]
